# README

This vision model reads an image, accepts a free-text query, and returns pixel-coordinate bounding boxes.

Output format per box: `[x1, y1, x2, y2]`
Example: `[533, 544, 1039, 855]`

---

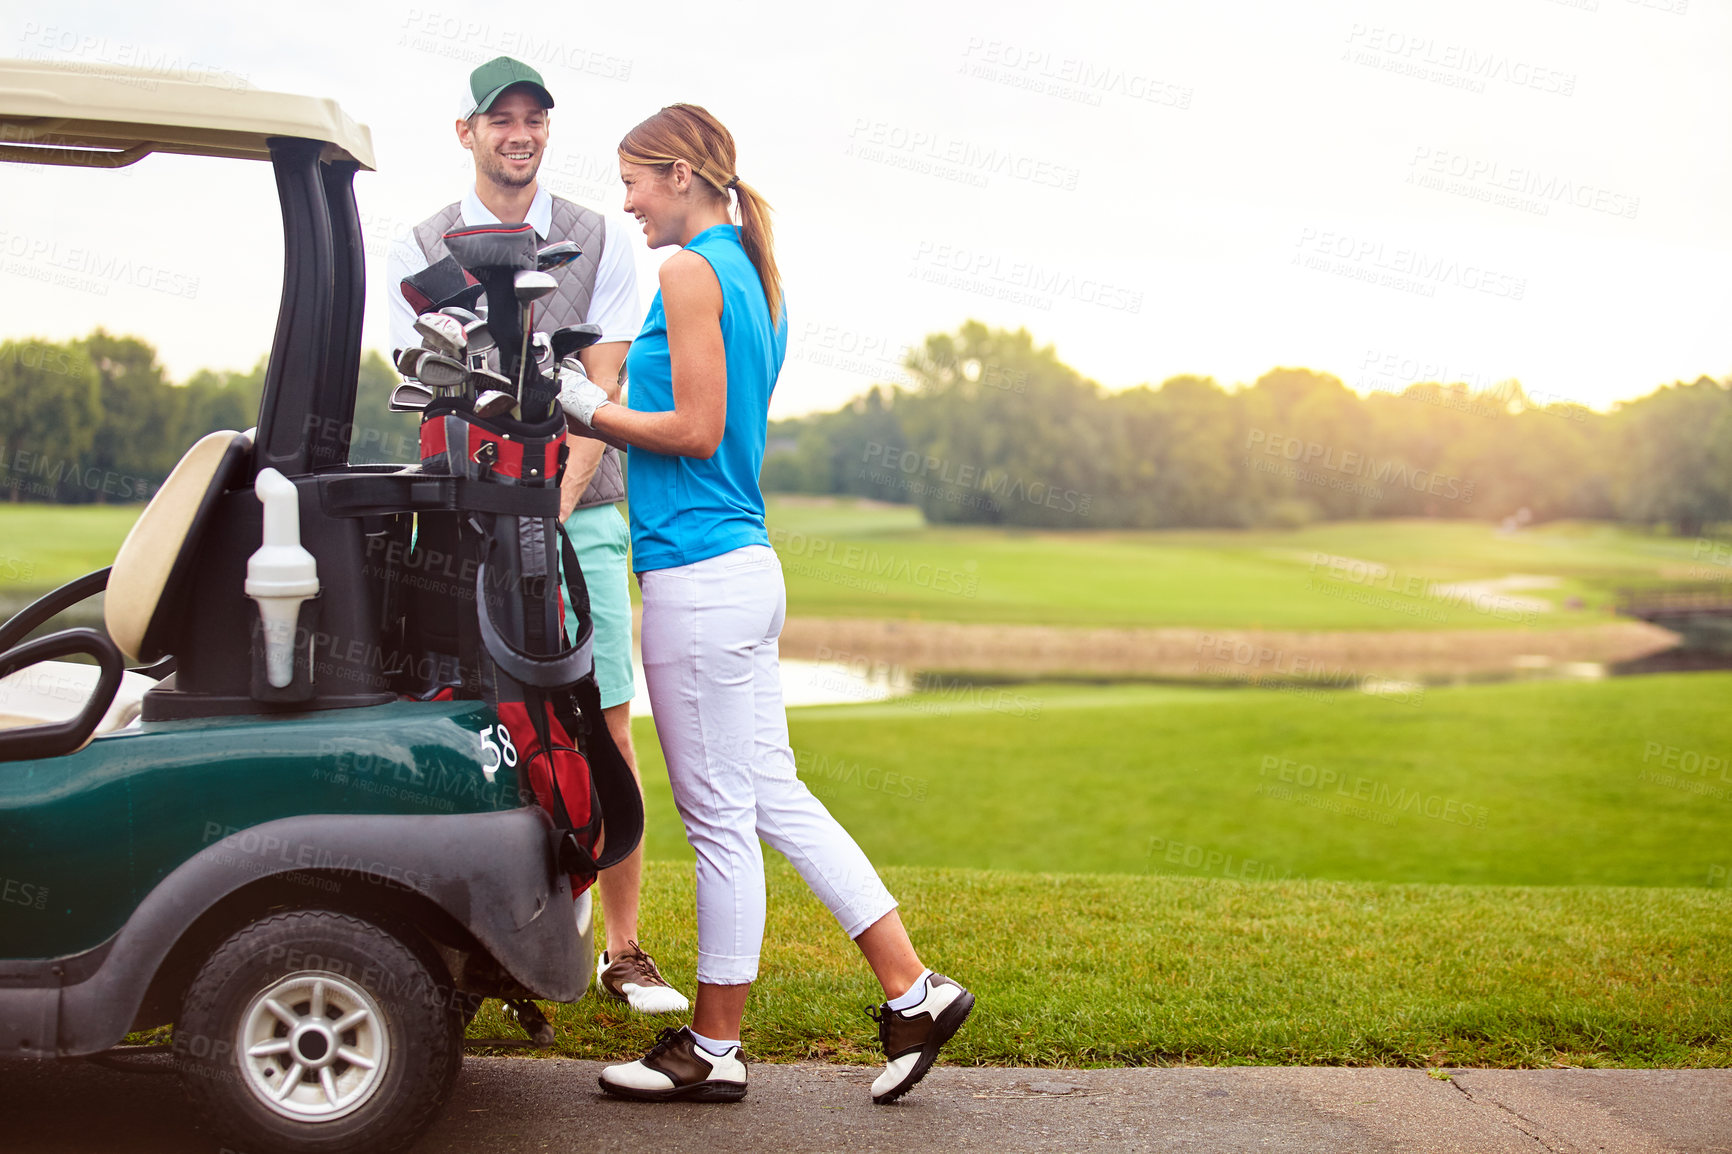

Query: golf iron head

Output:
[474, 389, 518, 419]
[414, 312, 468, 358]
[394, 346, 430, 378]
[416, 351, 469, 391]
[466, 366, 513, 395]
[388, 382, 435, 411]
[463, 319, 495, 356]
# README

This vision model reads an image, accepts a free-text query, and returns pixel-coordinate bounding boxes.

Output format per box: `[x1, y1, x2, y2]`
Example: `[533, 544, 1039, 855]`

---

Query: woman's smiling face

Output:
[619, 158, 682, 249]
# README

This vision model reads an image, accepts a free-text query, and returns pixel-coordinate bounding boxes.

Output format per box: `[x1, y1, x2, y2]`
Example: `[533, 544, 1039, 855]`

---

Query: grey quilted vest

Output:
[412, 196, 624, 509]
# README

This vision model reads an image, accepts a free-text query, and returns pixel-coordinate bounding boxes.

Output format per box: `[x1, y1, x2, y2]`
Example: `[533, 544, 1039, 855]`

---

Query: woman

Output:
[558, 104, 972, 1104]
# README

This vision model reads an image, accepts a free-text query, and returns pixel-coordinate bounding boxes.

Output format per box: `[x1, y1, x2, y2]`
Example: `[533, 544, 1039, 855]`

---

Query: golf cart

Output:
[0, 60, 638, 1154]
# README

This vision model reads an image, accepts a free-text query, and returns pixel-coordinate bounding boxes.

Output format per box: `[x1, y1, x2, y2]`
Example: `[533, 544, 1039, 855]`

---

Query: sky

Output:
[1, 0, 1726, 417]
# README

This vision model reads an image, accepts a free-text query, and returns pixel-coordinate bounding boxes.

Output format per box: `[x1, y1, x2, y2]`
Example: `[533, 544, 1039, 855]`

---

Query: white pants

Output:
[639, 544, 898, 985]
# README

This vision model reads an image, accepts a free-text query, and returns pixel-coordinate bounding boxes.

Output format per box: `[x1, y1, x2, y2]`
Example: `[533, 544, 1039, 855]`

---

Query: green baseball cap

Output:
[459, 56, 554, 119]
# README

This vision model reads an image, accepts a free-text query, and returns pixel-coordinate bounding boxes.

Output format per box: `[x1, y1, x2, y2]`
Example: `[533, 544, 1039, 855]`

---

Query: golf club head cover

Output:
[401, 255, 480, 316]
[442, 221, 539, 273]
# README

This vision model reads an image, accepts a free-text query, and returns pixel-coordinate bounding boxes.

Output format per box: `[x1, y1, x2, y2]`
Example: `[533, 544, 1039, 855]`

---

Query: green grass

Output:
[2, 500, 1719, 629]
[0, 504, 143, 592]
[471, 859, 1731, 1068]
[631, 674, 1732, 887]
[761, 503, 1724, 628]
[507, 669, 1732, 1067]
[766, 502, 1723, 628]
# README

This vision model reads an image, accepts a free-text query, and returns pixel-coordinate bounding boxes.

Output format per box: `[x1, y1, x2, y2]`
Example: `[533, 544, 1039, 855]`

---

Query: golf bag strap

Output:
[576, 669, 643, 872]
[555, 517, 594, 634]
[550, 519, 641, 871]
[558, 829, 599, 878]
[474, 537, 594, 689]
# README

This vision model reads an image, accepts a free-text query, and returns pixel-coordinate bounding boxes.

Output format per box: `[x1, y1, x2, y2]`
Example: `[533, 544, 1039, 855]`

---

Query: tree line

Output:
[3, 323, 1728, 535]
[764, 322, 1732, 536]
[0, 332, 406, 503]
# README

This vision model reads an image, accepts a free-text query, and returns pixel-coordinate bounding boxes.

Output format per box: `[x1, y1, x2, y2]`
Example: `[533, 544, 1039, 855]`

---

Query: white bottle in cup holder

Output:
[246, 468, 319, 689]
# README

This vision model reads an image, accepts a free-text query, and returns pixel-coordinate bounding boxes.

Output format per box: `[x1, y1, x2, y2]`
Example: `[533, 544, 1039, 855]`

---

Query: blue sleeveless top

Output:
[624, 223, 787, 572]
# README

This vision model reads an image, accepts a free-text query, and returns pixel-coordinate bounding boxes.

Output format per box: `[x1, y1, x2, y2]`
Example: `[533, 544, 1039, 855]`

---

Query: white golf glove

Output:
[557, 357, 611, 428]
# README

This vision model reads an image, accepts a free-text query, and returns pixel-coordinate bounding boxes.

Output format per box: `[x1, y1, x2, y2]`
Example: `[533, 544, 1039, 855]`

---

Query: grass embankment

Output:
[472, 859, 1731, 1068]
[4, 501, 1721, 630]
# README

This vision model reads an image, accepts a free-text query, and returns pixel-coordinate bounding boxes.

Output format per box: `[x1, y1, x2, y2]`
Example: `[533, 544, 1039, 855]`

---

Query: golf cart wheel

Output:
[176, 910, 463, 1154]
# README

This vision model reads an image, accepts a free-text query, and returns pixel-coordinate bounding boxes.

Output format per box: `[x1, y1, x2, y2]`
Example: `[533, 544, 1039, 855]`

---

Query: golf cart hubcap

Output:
[236, 970, 391, 1122]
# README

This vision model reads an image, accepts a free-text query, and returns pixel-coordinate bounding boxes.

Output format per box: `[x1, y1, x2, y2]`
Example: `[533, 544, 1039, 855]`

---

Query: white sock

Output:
[685, 1028, 738, 1056]
[886, 969, 934, 1012]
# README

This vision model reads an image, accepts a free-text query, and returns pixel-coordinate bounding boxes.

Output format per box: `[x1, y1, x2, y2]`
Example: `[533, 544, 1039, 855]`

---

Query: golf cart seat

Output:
[0, 660, 153, 742]
[0, 428, 251, 760]
[106, 428, 254, 664]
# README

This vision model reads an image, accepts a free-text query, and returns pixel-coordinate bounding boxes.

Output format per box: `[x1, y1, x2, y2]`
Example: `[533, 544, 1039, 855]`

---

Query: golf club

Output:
[513, 269, 558, 396]
[414, 312, 468, 358]
[536, 240, 582, 271]
[467, 366, 513, 394]
[463, 320, 497, 381]
[388, 381, 435, 411]
[549, 323, 605, 364]
[416, 352, 469, 392]
[474, 389, 518, 418]
[440, 220, 550, 417]
[438, 305, 481, 327]
[394, 346, 430, 378]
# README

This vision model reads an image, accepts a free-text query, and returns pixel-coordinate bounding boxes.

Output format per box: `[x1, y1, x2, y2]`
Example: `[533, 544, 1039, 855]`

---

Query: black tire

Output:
[175, 910, 464, 1154]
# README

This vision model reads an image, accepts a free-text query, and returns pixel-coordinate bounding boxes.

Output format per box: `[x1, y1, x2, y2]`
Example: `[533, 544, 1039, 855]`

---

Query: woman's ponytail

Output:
[727, 176, 782, 322]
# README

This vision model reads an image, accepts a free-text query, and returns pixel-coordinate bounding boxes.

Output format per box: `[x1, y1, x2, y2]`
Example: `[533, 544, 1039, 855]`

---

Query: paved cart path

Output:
[4, 1056, 1728, 1152]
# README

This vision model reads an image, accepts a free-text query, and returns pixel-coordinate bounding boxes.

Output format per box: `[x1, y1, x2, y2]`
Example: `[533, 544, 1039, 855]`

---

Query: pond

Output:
[628, 656, 912, 717]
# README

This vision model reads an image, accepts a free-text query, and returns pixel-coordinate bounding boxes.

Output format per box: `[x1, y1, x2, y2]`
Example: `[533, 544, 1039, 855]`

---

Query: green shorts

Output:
[562, 503, 635, 710]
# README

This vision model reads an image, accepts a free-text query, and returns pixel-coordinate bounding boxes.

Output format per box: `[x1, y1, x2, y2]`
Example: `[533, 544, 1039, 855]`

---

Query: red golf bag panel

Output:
[498, 700, 592, 833]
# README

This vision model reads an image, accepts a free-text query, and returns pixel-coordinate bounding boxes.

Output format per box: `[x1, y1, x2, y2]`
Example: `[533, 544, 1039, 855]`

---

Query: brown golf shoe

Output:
[595, 941, 690, 1014]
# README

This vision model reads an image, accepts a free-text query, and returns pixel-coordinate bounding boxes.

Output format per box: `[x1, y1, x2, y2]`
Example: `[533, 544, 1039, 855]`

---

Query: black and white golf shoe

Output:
[598, 1027, 748, 1102]
[867, 973, 975, 1104]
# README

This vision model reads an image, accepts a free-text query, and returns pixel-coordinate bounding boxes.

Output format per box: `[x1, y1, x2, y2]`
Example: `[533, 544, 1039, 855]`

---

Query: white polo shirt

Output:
[385, 183, 641, 355]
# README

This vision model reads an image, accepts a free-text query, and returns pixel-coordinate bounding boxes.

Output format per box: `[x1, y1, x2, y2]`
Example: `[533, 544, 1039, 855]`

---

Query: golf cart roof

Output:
[0, 57, 374, 170]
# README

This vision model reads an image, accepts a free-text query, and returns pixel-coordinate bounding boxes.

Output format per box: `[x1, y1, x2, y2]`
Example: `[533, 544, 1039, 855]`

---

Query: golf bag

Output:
[388, 217, 640, 895]
[406, 398, 642, 895]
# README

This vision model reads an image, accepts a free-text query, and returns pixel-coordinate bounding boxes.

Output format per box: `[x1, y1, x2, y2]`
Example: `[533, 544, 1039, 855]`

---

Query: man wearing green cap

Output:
[387, 57, 689, 1023]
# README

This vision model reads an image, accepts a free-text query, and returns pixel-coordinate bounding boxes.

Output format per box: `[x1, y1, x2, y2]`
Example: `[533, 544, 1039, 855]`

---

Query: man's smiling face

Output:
[458, 88, 548, 190]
